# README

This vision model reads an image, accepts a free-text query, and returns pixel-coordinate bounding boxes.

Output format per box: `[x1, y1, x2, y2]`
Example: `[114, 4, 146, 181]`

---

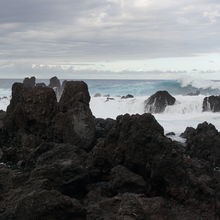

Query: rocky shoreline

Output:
[0, 78, 220, 219]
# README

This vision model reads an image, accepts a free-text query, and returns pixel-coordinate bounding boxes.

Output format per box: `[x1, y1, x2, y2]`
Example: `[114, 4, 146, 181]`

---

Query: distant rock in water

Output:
[144, 91, 176, 113]
[105, 97, 115, 102]
[121, 94, 134, 99]
[166, 132, 175, 136]
[23, 76, 36, 88]
[203, 95, 220, 112]
[94, 93, 101, 97]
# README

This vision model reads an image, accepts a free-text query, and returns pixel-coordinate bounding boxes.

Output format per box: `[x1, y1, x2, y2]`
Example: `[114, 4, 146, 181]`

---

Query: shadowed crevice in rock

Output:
[203, 95, 220, 112]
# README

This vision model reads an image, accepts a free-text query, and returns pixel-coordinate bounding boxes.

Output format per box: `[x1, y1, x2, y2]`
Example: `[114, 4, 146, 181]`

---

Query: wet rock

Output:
[49, 76, 62, 99]
[166, 132, 176, 136]
[0, 110, 6, 128]
[105, 97, 115, 102]
[23, 77, 36, 88]
[109, 165, 146, 194]
[182, 122, 220, 167]
[95, 118, 116, 139]
[88, 113, 166, 179]
[35, 83, 46, 87]
[94, 93, 101, 97]
[54, 81, 95, 150]
[203, 95, 220, 112]
[121, 94, 134, 99]
[5, 83, 57, 136]
[180, 127, 196, 139]
[49, 76, 61, 89]
[145, 91, 176, 113]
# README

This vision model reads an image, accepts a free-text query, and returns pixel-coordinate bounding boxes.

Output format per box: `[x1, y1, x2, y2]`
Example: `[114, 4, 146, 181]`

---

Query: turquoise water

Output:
[0, 78, 220, 97]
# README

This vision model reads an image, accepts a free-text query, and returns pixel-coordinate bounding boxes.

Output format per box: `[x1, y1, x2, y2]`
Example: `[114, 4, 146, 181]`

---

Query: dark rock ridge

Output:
[145, 91, 176, 113]
[203, 95, 220, 112]
[0, 81, 220, 219]
[23, 76, 36, 88]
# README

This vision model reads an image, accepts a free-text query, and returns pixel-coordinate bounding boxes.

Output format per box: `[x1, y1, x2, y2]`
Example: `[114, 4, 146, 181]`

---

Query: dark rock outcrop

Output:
[203, 95, 220, 112]
[23, 76, 36, 88]
[5, 83, 57, 136]
[49, 76, 62, 99]
[182, 122, 220, 167]
[49, 76, 61, 89]
[145, 91, 176, 113]
[121, 94, 134, 99]
[53, 81, 95, 150]
[166, 132, 175, 136]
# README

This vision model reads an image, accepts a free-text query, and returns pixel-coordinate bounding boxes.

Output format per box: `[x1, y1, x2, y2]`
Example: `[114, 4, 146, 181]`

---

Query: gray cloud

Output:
[0, 0, 220, 77]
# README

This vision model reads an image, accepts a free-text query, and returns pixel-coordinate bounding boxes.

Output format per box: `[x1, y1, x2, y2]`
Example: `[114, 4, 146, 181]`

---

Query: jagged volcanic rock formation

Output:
[203, 95, 220, 112]
[0, 79, 220, 219]
[182, 121, 220, 167]
[53, 81, 95, 150]
[49, 76, 62, 99]
[23, 76, 36, 88]
[145, 91, 176, 113]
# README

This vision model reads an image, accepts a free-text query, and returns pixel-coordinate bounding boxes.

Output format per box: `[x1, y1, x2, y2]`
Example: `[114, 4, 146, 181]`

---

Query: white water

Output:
[90, 95, 220, 135]
[178, 77, 220, 90]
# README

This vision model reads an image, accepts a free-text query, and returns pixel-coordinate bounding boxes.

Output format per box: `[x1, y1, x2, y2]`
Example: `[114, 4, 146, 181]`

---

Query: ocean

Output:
[1, 78, 220, 139]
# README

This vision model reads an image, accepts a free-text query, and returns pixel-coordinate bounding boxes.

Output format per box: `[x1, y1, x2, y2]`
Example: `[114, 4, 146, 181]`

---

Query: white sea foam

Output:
[90, 95, 220, 135]
[178, 77, 220, 90]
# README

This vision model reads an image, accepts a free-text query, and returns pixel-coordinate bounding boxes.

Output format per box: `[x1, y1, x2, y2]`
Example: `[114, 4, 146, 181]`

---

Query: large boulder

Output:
[88, 113, 167, 180]
[182, 122, 220, 167]
[5, 83, 57, 134]
[145, 91, 176, 113]
[203, 95, 220, 112]
[23, 76, 36, 88]
[52, 81, 95, 150]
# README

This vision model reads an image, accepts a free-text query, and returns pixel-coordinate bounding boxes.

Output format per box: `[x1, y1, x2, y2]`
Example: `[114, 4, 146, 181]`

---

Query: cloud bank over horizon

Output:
[0, 0, 220, 78]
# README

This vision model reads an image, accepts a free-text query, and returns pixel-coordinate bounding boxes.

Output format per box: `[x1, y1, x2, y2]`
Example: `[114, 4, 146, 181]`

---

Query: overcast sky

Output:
[0, 0, 220, 79]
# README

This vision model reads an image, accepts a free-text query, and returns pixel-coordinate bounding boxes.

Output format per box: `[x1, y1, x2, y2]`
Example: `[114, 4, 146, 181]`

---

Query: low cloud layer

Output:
[0, 0, 220, 77]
